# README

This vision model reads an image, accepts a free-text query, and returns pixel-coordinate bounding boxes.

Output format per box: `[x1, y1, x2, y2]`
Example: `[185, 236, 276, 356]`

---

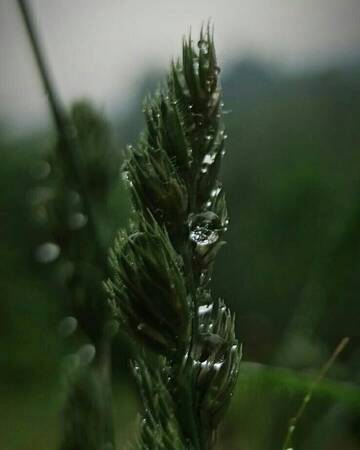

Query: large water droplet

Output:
[35, 242, 60, 263]
[198, 39, 208, 52]
[202, 153, 216, 165]
[190, 226, 219, 247]
[78, 344, 96, 366]
[198, 304, 213, 315]
[58, 316, 78, 337]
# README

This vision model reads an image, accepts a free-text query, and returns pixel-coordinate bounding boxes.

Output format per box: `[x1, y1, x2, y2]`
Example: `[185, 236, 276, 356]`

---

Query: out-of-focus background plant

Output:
[1, 1, 360, 449]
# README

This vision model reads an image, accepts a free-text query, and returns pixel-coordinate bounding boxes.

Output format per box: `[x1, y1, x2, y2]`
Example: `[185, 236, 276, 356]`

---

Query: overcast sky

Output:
[1, 0, 360, 135]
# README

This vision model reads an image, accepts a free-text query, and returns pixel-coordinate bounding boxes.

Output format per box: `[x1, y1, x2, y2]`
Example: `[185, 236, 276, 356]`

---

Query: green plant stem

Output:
[280, 337, 349, 450]
[17, 0, 114, 447]
[16, 0, 106, 271]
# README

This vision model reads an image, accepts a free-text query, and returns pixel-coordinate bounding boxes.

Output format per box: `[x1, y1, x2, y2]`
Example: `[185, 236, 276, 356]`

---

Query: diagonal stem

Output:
[16, 0, 106, 270]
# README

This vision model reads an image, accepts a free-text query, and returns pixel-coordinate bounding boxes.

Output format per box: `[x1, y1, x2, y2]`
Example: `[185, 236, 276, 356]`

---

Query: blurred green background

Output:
[1, 50, 360, 450]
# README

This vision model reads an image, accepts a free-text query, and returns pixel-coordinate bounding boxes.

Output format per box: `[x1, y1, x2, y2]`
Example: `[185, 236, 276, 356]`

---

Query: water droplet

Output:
[68, 212, 88, 230]
[198, 39, 208, 52]
[35, 242, 60, 263]
[198, 304, 213, 315]
[211, 187, 221, 198]
[78, 344, 96, 366]
[206, 201, 212, 208]
[213, 361, 224, 371]
[201, 360, 211, 369]
[58, 316, 77, 337]
[189, 226, 219, 247]
[188, 104, 193, 110]
[137, 323, 145, 331]
[205, 134, 213, 141]
[221, 150, 226, 157]
[202, 153, 216, 165]
[201, 166, 208, 174]
[214, 66, 221, 75]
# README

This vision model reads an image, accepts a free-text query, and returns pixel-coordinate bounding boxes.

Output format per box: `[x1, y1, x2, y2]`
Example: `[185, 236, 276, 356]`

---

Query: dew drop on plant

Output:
[35, 242, 60, 263]
[189, 226, 219, 247]
[68, 212, 88, 230]
[137, 323, 145, 331]
[211, 186, 221, 198]
[58, 316, 78, 337]
[202, 153, 216, 165]
[214, 66, 221, 75]
[201, 166, 208, 174]
[221, 149, 226, 157]
[198, 39, 208, 52]
[201, 360, 211, 369]
[78, 344, 96, 366]
[198, 304, 213, 315]
[213, 361, 224, 371]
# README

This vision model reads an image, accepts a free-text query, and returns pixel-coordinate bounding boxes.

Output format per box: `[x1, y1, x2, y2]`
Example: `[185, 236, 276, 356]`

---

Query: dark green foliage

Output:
[107, 27, 241, 449]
